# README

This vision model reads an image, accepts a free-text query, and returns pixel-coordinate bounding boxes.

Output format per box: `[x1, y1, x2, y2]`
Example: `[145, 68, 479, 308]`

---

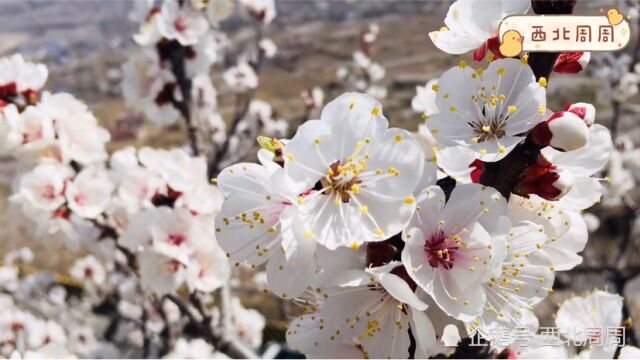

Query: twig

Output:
[142, 306, 152, 358]
[166, 41, 200, 156]
[165, 293, 258, 359]
[209, 20, 266, 177]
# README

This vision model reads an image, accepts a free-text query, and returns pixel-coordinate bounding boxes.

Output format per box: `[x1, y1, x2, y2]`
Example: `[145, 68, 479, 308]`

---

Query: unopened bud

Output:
[553, 52, 590, 74]
[516, 156, 574, 200]
[257, 136, 285, 166]
[257, 136, 284, 153]
[565, 102, 595, 127]
[530, 111, 589, 152]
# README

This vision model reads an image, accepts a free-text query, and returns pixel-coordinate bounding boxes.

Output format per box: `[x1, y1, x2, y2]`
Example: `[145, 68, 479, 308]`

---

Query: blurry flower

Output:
[65, 167, 113, 219]
[412, 79, 439, 116]
[259, 38, 278, 58]
[39, 92, 110, 165]
[223, 62, 258, 92]
[0, 54, 48, 97]
[12, 163, 73, 211]
[4, 247, 34, 266]
[156, 0, 209, 46]
[582, 212, 600, 233]
[239, 0, 276, 24]
[555, 290, 623, 359]
[164, 338, 219, 359]
[0, 104, 24, 154]
[121, 49, 181, 126]
[70, 255, 106, 285]
[228, 298, 265, 348]
[300, 87, 324, 109]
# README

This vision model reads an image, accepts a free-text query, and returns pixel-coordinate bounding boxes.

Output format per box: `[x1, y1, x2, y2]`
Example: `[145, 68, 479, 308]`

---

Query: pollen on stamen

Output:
[304, 230, 313, 239]
[286, 153, 295, 161]
[538, 77, 548, 87]
[404, 197, 414, 204]
[210, 178, 218, 184]
[508, 105, 517, 113]
[371, 107, 380, 116]
[432, 84, 439, 92]
[349, 101, 355, 110]
[394, 135, 403, 142]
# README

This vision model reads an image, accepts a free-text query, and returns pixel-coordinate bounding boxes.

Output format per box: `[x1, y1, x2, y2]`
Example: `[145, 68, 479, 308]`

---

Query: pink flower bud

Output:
[530, 111, 589, 152]
[515, 155, 574, 201]
[553, 52, 590, 74]
[565, 102, 595, 127]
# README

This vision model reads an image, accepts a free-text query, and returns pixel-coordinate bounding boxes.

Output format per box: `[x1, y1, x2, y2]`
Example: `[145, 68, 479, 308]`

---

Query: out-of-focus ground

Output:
[1, 0, 640, 345]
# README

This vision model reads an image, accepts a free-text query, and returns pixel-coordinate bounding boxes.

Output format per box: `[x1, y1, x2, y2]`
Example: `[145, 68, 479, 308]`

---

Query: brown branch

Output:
[165, 293, 258, 359]
[209, 21, 266, 177]
[165, 41, 200, 156]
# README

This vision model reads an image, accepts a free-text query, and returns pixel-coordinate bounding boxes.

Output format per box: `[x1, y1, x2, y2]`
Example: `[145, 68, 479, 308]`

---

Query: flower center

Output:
[469, 104, 511, 142]
[424, 230, 458, 269]
[319, 161, 362, 203]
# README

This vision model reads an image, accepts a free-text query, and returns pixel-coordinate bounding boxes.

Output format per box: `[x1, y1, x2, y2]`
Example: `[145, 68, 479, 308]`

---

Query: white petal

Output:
[378, 272, 428, 311]
[542, 124, 612, 177]
[409, 308, 437, 357]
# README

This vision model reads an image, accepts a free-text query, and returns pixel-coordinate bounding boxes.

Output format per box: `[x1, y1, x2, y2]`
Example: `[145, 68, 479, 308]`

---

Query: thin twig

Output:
[210, 20, 266, 177]
[166, 41, 200, 156]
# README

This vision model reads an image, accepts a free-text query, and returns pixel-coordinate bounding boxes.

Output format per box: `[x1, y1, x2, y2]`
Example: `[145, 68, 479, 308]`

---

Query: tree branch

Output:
[165, 293, 258, 359]
[166, 41, 200, 156]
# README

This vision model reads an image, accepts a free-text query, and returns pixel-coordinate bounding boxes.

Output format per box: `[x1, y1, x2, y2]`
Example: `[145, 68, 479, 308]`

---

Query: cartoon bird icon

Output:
[499, 30, 524, 58]
[607, 8, 624, 25]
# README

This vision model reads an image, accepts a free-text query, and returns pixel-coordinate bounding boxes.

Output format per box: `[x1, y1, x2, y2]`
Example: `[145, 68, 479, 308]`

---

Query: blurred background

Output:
[0, 0, 639, 348]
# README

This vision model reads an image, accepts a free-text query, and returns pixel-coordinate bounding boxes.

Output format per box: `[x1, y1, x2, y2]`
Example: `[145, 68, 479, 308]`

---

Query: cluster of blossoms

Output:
[0, 55, 111, 249]
[336, 23, 387, 99]
[113, 146, 230, 295]
[207, 1, 631, 358]
[2, 0, 639, 358]
[219, 77, 608, 356]
[123, 0, 282, 154]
